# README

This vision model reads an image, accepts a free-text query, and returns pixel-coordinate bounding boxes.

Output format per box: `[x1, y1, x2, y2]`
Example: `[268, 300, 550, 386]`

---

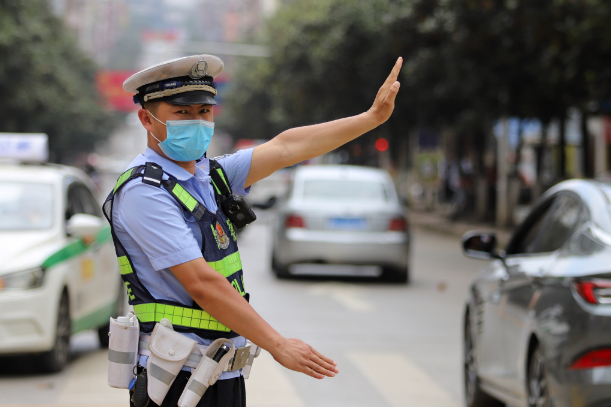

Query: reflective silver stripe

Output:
[187, 379, 208, 397]
[108, 349, 136, 364]
[149, 362, 176, 385]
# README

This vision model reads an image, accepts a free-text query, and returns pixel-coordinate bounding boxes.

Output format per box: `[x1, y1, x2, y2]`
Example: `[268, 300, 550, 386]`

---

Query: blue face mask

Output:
[148, 110, 214, 162]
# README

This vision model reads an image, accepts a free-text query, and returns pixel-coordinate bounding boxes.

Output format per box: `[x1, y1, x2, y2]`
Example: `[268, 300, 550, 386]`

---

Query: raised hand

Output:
[271, 337, 339, 379]
[367, 57, 403, 125]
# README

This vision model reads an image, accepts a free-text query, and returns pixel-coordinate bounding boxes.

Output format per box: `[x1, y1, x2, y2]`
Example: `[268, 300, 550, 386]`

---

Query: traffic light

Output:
[375, 138, 389, 152]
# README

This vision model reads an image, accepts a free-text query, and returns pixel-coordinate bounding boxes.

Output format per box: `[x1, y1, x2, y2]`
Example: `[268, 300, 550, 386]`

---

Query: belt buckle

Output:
[228, 346, 251, 371]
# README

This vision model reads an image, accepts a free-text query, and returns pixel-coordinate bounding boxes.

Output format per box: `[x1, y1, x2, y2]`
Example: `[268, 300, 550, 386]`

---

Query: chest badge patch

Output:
[211, 221, 230, 250]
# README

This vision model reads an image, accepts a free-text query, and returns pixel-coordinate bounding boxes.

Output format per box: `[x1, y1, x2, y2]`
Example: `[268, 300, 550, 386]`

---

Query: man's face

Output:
[139, 102, 214, 142]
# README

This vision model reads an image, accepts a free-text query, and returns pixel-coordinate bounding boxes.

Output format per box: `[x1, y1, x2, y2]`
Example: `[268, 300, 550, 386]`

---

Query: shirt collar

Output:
[141, 147, 195, 181]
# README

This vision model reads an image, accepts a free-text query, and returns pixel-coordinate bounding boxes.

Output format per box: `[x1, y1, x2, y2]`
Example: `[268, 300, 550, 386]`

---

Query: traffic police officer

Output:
[105, 54, 402, 407]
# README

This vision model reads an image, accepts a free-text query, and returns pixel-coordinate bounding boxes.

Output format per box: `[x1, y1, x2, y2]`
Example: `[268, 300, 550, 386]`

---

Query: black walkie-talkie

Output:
[209, 159, 256, 229]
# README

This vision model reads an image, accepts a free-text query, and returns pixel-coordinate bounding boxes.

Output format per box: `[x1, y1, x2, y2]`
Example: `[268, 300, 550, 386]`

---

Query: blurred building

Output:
[48, 0, 130, 68]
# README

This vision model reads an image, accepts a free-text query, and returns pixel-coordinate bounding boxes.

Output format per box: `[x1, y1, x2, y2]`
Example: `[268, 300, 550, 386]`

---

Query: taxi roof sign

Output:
[0, 133, 49, 162]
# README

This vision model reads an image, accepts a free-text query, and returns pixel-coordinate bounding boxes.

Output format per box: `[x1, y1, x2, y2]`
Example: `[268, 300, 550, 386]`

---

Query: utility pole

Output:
[496, 118, 508, 228]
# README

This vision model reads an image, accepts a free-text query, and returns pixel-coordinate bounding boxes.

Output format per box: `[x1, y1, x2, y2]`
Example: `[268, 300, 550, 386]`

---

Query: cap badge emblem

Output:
[189, 60, 208, 79]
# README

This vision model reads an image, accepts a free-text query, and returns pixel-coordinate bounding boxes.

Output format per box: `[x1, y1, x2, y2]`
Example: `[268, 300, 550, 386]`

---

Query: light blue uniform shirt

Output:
[112, 147, 254, 379]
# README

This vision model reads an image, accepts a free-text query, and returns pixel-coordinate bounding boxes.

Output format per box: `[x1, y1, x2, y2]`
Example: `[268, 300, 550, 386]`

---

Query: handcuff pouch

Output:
[241, 343, 262, 379]
[146, 323, 197, 405]
[178, 338, 236, 407]
[107, 315, 140, 389]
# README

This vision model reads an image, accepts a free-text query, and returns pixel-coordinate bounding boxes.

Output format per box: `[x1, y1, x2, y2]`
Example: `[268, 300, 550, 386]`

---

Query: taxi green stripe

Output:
[41, 225, 112, 269]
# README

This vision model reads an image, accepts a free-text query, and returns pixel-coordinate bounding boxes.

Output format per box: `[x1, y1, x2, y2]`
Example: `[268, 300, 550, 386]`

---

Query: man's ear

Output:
[137, 108, 154, 132]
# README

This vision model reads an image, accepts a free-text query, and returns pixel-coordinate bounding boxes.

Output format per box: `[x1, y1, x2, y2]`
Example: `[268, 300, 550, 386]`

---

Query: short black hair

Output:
[143, 101, 161, 114]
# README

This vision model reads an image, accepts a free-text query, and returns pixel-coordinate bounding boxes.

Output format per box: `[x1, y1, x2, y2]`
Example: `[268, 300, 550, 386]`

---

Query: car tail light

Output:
[574, 280, 611, 304]
[389, 217, 408, 231]
[285, 214, 305, 228]
[570, 348, 611, 370]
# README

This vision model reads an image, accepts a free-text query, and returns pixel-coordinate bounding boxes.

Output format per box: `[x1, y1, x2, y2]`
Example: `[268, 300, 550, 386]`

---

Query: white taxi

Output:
[0, 134, 122, 372]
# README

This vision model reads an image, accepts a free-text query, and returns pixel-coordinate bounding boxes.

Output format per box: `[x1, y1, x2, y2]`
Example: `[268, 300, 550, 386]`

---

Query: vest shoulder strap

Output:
[112, 165, 146, 193]
[110, 161, 227, 222]
[161, 177, 207, 221]
[209, 159, 232, 197]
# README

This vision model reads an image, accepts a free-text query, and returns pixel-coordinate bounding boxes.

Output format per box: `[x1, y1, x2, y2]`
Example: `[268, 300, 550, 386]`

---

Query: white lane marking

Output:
[346, 352, 460, 407]
[308, 282, 375, 312]
[55, 350, 127, 405]
[245, 350, 305, 407]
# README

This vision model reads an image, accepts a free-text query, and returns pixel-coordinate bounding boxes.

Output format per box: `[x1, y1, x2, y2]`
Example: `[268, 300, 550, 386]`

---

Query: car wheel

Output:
[464, 314, 505, 407]
[38, 291, 71, 372]
[271, 250, 290, 278]
[382, 266, 409, 284]
[528, 345, 551, 407]
[98, 282, 127, 348]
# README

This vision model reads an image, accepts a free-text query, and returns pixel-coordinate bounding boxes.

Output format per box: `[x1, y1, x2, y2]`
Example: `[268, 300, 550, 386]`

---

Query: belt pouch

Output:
[146, 323, 197, 405]
[107, 316, 140, 389]
[178, 338, 236, 407]
[242, 344, 262, 379]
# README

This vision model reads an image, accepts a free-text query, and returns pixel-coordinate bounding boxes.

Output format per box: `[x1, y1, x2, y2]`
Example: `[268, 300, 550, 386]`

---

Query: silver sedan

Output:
[271, 165, 410, 282]
[462, 179, 611, 407]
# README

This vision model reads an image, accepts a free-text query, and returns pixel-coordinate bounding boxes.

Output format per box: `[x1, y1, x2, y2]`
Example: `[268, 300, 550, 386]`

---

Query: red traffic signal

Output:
[375, 138, 389, 152]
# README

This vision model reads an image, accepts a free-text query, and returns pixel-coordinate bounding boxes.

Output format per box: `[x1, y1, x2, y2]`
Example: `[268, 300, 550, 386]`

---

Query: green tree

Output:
[0, 0, 114, 162]
[220, 0, 394, 141]
[222, 0, 611, 180]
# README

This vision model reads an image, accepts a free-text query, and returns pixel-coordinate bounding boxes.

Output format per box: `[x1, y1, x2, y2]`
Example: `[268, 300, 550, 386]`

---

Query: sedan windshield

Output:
[0, 182, 54, 230]
[302, 180, 389, 202]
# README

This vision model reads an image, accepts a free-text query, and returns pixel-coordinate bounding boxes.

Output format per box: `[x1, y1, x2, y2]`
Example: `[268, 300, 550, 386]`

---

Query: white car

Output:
[271, 165, 410, 282]
[0, 161, 122, 371]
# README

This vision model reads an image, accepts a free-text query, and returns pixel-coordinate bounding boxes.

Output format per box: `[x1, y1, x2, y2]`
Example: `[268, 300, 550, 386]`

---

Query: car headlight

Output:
[0, 268, 44, 291]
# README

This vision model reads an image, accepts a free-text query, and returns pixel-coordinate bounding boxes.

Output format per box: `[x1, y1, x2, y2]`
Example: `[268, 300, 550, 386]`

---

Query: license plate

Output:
[327, 217, 366, 230]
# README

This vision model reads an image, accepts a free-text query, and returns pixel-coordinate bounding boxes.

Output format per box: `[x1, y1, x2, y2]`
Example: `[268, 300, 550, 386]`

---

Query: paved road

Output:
[0, 221, 483, 407]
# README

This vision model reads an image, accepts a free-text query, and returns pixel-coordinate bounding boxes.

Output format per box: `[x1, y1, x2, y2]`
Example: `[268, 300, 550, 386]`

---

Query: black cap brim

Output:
[159, 90, 218, 106]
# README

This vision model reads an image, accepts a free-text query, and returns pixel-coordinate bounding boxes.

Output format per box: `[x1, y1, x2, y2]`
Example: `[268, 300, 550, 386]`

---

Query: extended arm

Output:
[170, 258, 339, 379]
[244, 57, 402, 188]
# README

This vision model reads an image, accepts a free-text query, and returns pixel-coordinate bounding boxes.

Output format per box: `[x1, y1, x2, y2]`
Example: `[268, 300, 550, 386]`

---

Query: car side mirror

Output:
[67, 214, 103, 238]
[252, 196, 277, 210]
[462, 231, 501, 260]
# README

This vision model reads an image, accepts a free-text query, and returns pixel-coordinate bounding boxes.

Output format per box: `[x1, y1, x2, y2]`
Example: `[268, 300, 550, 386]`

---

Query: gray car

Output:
[462, 179, 611, 407]
[271, 165, 410, 282]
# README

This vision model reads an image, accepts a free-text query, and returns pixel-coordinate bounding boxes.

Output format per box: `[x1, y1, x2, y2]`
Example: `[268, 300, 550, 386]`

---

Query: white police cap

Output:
[124, 54, 224, 106]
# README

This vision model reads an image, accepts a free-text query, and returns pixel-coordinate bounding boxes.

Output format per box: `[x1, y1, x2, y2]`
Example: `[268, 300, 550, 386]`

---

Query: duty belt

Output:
[137, 335, 256, 372]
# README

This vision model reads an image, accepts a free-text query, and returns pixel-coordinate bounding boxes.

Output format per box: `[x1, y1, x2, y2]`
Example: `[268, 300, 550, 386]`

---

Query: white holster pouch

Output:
[178, 338, 236, 407]
[107, 314, 140, 389]
[146, 323, 197, 405]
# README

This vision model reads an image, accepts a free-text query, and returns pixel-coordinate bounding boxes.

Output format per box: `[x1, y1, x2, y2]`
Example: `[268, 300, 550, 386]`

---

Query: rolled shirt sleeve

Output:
[216, 148, 254, 196]
[118, 183, 203, 270]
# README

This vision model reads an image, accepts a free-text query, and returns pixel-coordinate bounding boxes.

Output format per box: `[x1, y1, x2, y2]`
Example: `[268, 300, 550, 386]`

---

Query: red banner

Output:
[96, 71, 138, 112]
